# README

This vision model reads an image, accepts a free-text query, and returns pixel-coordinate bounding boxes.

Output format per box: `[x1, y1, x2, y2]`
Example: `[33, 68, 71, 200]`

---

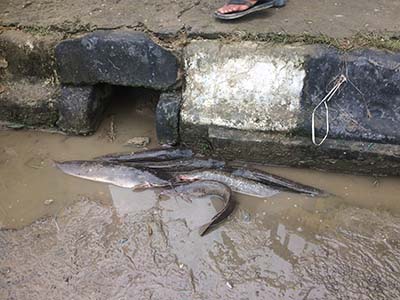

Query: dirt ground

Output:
[0, 0, 399, 38]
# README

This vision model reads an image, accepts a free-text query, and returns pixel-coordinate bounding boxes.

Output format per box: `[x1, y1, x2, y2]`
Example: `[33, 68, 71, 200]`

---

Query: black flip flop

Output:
[214, 0, 286, 20]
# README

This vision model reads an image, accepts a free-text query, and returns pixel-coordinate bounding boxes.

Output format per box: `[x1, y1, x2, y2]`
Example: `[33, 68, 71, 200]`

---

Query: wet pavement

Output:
[1, 91, 400, 299]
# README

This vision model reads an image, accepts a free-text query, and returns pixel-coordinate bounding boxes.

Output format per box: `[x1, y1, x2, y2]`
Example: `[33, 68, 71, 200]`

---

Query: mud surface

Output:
[1, 0, 399, 38]
[1, 91, 400, 299]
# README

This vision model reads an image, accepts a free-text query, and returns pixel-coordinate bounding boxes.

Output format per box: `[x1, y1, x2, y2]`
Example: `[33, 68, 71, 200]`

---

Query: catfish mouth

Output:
[176, 175, 198, 182]
[132, 182, 153, 191]
[133, 181, 171, 191]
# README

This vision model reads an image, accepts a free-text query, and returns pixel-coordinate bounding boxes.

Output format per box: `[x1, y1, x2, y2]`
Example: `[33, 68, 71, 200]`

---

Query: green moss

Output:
[347, 32, 400, 51]
[3, 23, 400, 51]
[8, 19, 96, 38]
[216, 31, 400, 52]
[21, 25, 54, 36]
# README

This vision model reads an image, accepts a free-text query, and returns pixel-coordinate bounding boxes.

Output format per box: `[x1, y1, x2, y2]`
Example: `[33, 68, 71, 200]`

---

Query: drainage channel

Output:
[1, 88, 400, 299]
[1, 88, 400, 229]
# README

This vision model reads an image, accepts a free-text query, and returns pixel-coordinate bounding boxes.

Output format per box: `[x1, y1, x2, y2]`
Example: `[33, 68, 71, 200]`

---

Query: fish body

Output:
[231, 168, 325, 196]
[126, 158, 225, 172]
[95, 148, 193, 163]
[56, 161, 170, 189]
[172, 180, 234, 236]
[177, 170, 278, 198]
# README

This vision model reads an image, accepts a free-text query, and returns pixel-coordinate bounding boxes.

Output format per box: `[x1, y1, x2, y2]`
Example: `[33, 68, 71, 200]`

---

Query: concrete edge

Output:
[193, 126, 400, 176]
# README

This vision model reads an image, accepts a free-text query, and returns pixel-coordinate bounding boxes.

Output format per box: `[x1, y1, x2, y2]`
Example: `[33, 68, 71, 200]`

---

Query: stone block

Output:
[55, 31, 179, 90]
[156, 92, 181, 145]
[57, 84, 112, 135]
[302, 48, 400, 144]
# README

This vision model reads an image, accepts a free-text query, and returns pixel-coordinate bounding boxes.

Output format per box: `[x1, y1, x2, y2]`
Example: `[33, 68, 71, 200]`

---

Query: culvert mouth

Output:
[87, 86, 161, 145]
[54, 30, 181, 139]
[57, 82, 182, 147]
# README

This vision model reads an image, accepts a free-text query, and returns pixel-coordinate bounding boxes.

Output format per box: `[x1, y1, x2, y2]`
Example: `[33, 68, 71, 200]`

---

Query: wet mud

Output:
[1, 90, 400, 299]
[1, 194, 399, 299]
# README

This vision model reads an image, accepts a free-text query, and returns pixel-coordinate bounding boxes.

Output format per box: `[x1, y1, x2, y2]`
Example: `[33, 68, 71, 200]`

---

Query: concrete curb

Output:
[209, 126, 400, 176]
[178, 40, 400, 175]
[181, 41, 400, 144]
[1, 29, 400, 175]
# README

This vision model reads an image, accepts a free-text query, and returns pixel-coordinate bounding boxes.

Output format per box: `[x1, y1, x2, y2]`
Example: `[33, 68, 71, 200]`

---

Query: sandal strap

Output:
[227, 0, 256, 6]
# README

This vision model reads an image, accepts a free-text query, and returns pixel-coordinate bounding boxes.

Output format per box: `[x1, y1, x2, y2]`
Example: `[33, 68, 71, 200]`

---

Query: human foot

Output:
[214, 0, 285, 20]
[217, 0, 258, 14]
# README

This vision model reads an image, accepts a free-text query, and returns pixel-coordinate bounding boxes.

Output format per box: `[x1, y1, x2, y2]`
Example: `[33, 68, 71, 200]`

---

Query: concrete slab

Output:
[1, 0, 399, 39]
[182, 40, 310, 133]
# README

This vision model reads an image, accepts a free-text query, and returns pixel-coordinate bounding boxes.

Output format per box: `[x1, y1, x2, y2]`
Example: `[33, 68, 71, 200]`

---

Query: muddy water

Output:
[0, 89, 160, 229]
[1, 91, 400, 299]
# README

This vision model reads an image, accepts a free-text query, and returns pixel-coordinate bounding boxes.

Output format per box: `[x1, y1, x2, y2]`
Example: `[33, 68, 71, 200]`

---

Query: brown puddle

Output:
[1, 90, 400, 299]
[0, 89, 159, 229]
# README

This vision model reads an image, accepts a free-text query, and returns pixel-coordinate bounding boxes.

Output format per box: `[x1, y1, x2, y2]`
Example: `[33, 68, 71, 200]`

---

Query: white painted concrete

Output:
[182, 41, 309, 132]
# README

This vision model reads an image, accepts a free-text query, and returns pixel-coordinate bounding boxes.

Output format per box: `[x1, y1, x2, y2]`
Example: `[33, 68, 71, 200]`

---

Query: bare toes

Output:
[217, 3, 256, 14]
